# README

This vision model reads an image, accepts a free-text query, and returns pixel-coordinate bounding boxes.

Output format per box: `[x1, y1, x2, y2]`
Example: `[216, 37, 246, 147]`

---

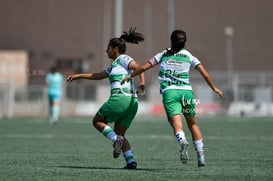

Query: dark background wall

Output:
[0, 0, 272, 84]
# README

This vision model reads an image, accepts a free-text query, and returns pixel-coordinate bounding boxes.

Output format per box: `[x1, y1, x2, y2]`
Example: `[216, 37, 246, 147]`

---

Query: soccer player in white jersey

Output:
[45, 66, 64, 125]
[67, 28, 145, 169]
[122, 29, 223, 167]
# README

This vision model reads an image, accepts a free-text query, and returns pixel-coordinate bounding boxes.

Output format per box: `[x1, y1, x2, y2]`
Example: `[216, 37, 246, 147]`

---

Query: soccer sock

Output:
[175, 131, 187, 145]
[123, 150, 135, 163]
[52, 105, 60, 121]
[193, 139, 204, 157]
[102, 125, 117, 142]
[49, 106, 53, 119]
[48, 106, 54, 124]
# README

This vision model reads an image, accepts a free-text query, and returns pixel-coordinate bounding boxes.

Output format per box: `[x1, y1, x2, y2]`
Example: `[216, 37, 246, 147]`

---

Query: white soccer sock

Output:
[52, 105, 60, 121]
[193, 139, 204, 156]
[175, 131, 187, 145]
[48, 107, 54, 124]
[102, 125, 117, 142]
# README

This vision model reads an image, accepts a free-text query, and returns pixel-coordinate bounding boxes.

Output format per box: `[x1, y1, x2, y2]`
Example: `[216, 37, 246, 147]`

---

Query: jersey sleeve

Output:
[190, 54, 201, 68]
[104, 67, 112, 75]
[148, 50, 166, 67]
[120, 54, 133, 68]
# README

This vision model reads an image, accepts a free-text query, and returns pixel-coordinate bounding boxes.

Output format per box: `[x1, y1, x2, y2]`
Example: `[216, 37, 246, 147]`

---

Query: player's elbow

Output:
[140, 67, 147, 73]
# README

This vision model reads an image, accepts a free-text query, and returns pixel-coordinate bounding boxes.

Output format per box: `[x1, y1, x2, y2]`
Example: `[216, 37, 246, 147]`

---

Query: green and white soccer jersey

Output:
[105, 54, 136, 97]
[99, 54, 138, 128]
[149, 49, 201, 93]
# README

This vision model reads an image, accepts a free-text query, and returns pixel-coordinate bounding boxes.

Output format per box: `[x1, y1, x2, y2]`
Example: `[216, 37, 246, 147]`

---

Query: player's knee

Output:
[92, 119, 97, 127]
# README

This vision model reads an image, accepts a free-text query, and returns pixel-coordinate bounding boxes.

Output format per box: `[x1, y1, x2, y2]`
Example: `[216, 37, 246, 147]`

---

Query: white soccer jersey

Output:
[148, 48, 201, 93]
[104, 54, 136, 95]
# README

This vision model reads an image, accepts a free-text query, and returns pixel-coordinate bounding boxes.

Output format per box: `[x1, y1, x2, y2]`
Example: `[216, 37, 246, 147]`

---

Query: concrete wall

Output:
[0, 0, 272, 85]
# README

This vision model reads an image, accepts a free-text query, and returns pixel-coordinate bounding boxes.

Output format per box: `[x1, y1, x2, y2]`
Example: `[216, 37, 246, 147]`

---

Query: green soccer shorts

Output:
[162, 89, 196, 118]
[97, 94, 138, 128]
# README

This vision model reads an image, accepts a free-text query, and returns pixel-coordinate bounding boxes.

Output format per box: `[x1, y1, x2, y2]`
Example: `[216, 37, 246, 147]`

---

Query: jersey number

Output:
[165, 69, 183, 86]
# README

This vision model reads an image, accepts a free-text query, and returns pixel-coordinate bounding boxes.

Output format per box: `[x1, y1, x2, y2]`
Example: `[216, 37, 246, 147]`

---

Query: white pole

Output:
[144, 4, 152, 60]
[167, 0, 175, 39]
[103, 0, 111, 69]
[7, 80, 15, 119]
[224, 26, 236, 101]
[115, 0, 123, 37]
[224, 26, 234, 76]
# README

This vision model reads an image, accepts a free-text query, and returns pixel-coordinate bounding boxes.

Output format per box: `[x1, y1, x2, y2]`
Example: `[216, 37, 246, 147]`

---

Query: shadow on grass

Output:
[56, 165, 163, 172]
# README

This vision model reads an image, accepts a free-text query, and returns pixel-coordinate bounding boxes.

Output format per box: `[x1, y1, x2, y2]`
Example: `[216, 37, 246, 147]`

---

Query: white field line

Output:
[1, 134, 273, 141]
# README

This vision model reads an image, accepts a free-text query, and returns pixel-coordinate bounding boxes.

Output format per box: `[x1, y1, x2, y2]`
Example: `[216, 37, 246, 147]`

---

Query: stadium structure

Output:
[0, 0, 272, 118]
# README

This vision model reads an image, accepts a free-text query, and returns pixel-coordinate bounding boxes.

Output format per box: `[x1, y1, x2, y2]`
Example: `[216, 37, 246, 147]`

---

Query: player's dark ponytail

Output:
[165, 29, 187, 56]
[108, 27, 144, 54]
[120, 27, 144, 44]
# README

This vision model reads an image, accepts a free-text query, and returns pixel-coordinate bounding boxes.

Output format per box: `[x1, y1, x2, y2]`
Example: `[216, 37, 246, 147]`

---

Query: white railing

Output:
[1, 71, 273, 118]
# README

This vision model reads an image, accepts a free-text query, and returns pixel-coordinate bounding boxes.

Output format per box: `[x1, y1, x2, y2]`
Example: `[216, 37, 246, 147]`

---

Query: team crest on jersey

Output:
[112, 59, 121, 66]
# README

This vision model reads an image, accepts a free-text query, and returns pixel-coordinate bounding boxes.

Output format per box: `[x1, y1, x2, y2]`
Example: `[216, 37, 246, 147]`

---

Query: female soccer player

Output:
[67, 28, 145, 169]
[45, 66, 64, 125]
[122, 29, 223, 167]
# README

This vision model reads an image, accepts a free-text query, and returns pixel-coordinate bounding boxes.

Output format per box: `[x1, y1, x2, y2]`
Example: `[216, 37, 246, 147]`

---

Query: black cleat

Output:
[113, 136, 124, 158]
[123, 161, 137, 169]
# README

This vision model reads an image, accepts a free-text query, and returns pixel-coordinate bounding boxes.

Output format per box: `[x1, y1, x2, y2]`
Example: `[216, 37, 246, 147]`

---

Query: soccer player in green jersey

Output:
[67, 28, 145, 169]
[122, 29, 223, 167]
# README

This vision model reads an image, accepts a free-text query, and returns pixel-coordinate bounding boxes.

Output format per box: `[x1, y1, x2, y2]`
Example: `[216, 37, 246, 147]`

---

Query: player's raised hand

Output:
[213, 87, 223, 97]
[136, 84, 145, 95]
[66, 74, 79, 82]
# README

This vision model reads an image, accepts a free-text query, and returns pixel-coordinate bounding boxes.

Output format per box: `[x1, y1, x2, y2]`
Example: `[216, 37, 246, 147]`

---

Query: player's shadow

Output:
[57, 165, 162, 172]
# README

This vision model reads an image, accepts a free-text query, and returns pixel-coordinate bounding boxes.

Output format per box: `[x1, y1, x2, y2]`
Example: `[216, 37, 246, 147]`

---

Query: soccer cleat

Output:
[123, 161, 137, 169]
[198, 155, 206, 167]
[180, 141, 189, 164]
[113, 135, 124, 158]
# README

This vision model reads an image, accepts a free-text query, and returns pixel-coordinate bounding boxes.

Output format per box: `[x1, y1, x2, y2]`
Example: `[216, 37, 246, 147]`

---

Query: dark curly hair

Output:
[108, 27, 144, 54]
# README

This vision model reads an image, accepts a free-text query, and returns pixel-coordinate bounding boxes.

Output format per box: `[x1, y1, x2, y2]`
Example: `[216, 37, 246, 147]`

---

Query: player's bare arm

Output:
[66, 71, 108, 82]
[128, 60, 145, 85]
[128, 60, 146, 94]
[121, 62, 152, 85]
[196, 64, 223, 97]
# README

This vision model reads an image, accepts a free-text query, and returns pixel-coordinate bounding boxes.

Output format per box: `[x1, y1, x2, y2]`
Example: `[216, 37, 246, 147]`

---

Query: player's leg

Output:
[93, 113, 118, 142]
[97, 117, 125, 160]
[51, 100, 60, 123]
[168, 115, 189, 164]
[92, 113, 127, 161]
[163, 90, 189, 164]
[184, 116, 202, 140]
[93, 95, 132, 160]
[114, 122, 137, 169]
[48, 92, 61, 124]
[182, 89, 206, 167]
[184, 116, 205, 167]
[114, 96, 138, 169]
[93, 95, 121, 142]
[48, 94, 54, 124]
